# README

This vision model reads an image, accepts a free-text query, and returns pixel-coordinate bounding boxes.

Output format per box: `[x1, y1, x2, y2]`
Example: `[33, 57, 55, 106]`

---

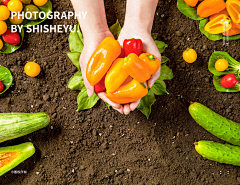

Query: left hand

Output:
[117, 25, 161, 114]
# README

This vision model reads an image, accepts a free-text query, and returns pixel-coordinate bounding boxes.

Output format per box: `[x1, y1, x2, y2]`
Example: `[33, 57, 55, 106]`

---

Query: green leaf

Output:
[67, 71, 84, 91]
[151, 33, 158, 40]
[6, 0, 52, 27]
[151, 64, 173, 95]
[137, 89, 155, 119]
[151, 79, 169, 95]
[209, 51, 240, 76]
[69, 23, 84, 53]
[160, 64, 174, 81]
[66, 52, 81, 70]
[155, 40, 168, 53]
[213, 75, 240, 92]
[0, 66, 13, 95]
[199, 19, 223, 41]
[161, 56, 169, 64]
[223, 34, 240, 41]
[109, 20, 122, 39]
[76, 87, 100, 112]
[104, 102, 111, 110]
[177, 0, 204, 20]
[0, 28, 24, 54]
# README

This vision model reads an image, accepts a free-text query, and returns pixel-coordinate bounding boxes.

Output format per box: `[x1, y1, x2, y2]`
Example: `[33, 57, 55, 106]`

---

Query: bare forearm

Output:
[124, 0, 158, 33]
[71, 0, 109, 38]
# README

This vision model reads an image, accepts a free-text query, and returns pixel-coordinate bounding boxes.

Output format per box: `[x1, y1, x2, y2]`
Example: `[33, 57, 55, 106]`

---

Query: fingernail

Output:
[87, 89, 92, 96]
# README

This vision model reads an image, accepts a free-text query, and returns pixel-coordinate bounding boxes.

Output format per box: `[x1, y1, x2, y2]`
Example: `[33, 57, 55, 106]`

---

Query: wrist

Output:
[83, 29, 113, 43]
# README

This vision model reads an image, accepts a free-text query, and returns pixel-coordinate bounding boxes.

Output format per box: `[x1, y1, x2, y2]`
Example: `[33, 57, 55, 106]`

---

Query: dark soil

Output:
[1, 0, 240, 184]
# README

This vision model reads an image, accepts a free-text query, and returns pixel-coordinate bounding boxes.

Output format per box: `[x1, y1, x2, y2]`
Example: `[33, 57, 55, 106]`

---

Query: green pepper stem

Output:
[147, 55, 156, 61]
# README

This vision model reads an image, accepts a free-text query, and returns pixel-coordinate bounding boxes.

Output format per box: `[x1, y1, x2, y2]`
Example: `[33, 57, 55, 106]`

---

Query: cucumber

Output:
[0, 113, 50, 143]
[195, 140, 240, 166]
[189, 102, 240, 146]
[0, 142, 35, 176]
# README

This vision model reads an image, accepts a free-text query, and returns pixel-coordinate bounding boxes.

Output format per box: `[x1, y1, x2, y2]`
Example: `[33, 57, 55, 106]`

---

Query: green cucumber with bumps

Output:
[0, 113, 50, 143]
[195, 140, 240, 166]
[189, 102, 240, 146]
[0, 142, 35, 176]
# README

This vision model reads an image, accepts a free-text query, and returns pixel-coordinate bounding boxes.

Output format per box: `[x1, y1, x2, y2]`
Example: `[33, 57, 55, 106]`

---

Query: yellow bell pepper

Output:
[122, 53, 151, 83]
[139, 53, 161, 75]
[226, 0, 240, 23]
[105, 58, 129, 93]
[204, 14, 232, 34]
[106, 79, 148, 104]
[86, 37, 121, 86]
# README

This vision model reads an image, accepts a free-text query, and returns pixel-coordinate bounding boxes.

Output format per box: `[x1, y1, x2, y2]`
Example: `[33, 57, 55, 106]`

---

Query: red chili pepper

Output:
[0, 81, 4, 92]
[221, 73, 238, 89]
[94, 73, 106, 93]
[123, 38, 143, 57]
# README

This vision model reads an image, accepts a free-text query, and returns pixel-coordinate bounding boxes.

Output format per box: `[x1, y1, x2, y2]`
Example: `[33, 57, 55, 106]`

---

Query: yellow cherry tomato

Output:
[215, 59, 229, 72]
[183, 48, 197, 63]
[33, 0, 47, 6]
[9, 13, 24, 25]
[0, 21, 7, 35]
[24, 61, 41, 77]
[0, 39, 3, 50]
[0, 5, 10, 21]
[8, 0, 23, 13]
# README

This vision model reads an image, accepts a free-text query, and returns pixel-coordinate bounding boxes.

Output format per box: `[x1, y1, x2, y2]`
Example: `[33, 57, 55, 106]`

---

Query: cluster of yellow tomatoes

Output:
[0, 0, 48, 50]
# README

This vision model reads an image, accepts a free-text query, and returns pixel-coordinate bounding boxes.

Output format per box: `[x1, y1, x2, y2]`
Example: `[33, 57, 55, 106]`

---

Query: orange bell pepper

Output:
[209, 8, 229, 21]
[123, 53, 151, 83]
[86, 37, 121, 86]
[223, 21, 240, 36]
[139, 53, 161, 75]
[105, 58, 129, 93]
[197, 0, 226, 18]
[184, 0, 199, 7]
[204, 14, 232, 34]
[226, 0, 240, 23]
[106, 79, 148, 104]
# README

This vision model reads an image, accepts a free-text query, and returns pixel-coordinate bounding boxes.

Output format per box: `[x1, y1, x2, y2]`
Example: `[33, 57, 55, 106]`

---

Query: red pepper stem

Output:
[147, 55, 156, 61]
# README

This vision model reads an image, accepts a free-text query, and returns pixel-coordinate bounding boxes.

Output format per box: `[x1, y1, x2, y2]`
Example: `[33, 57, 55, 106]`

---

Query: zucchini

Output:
[0, 113, 50, 143]
[0, 142, 35, 176]
[189, 102, 240, 146]
[195, 140, 240, 166]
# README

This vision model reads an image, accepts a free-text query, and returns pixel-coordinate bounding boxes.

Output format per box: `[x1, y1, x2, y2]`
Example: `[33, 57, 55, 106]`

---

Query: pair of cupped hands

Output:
[80, 25, 161, 115]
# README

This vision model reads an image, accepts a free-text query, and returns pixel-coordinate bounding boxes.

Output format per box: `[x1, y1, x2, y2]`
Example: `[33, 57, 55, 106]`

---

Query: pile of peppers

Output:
[86, 37, 161, 104]
[185, 0, 240, 36]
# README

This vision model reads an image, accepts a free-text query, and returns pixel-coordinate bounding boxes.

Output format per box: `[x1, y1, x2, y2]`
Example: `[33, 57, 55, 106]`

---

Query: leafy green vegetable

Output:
[161, 56, 169, 64]
[68, 23, 84, 53]
[137, 89, 155, 119]
[77, 87, 100, 112]
[151, 33, 158, 40]
[177, 0, 204, 21]
[213, 75, 240, 92]
[0, 28, 24, 54]
[66, 52, 81, 70]
[151, 65, 173, 95]
[67, 20, 173, 118]
[209, 51, 240, 76]
[155, 40, 168, 53]
[199, 19, 223, 41]
[67, 71, 84, 91]
[105, 102, 111, 110]
[0, 66, 13, 95]
[109, 20, 122, 39]
[6, 0, 52, 27]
